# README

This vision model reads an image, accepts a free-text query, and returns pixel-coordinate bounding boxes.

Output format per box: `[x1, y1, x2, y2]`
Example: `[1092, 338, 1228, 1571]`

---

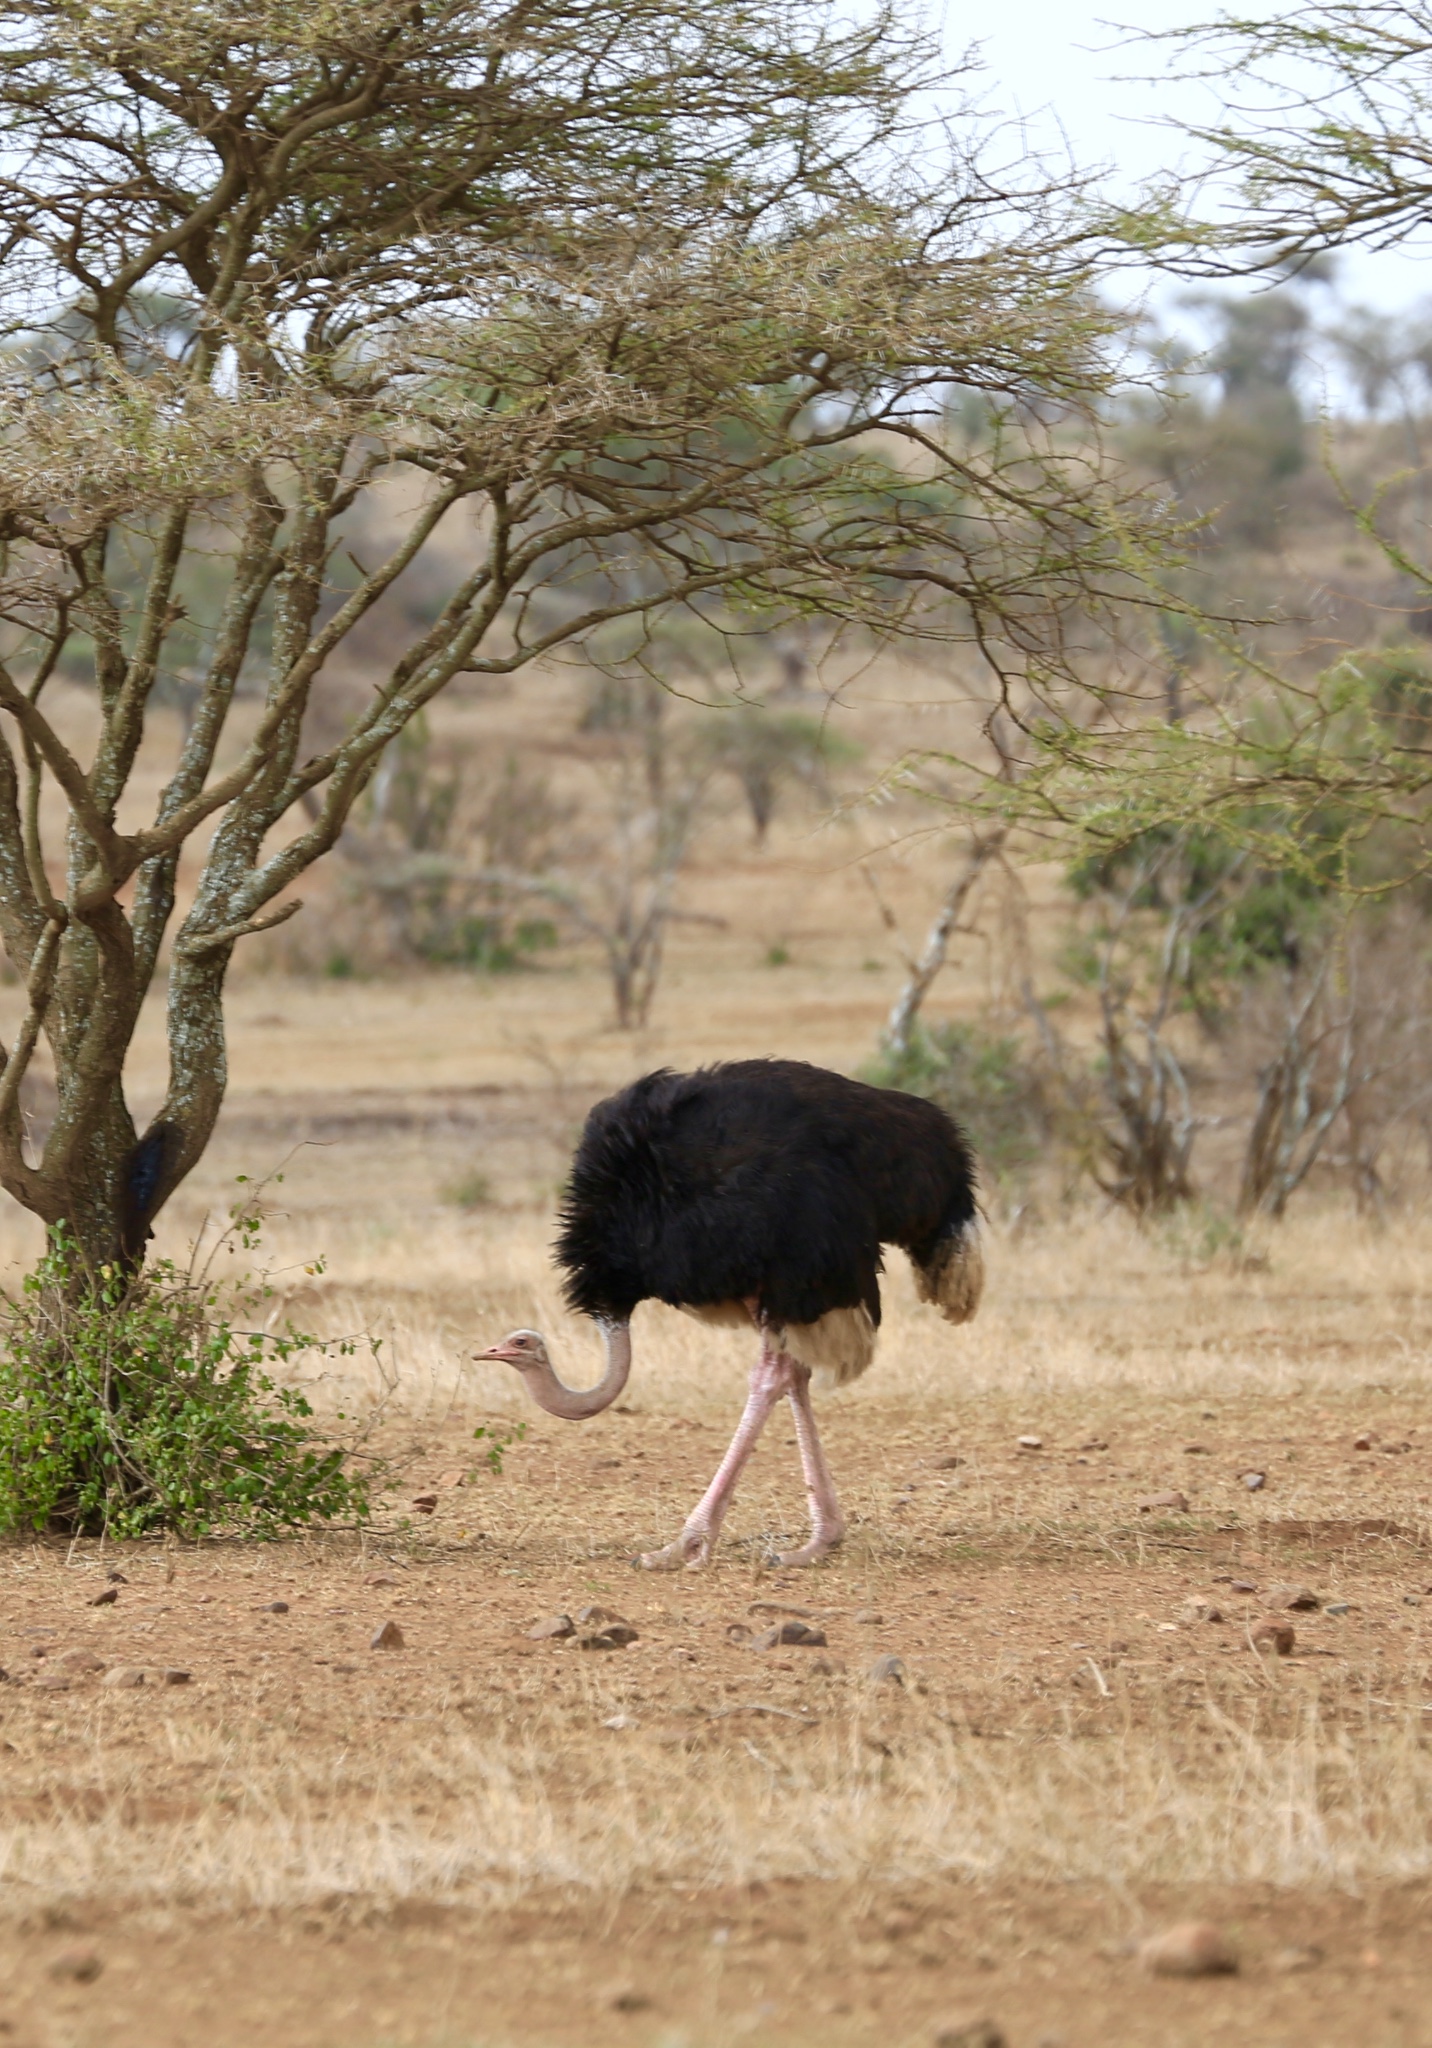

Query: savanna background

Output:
[3, 4, 1432, 2047]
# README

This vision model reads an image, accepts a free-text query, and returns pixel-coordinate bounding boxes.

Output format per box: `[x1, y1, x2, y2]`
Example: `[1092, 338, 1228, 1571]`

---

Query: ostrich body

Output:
[478, 1059, 982, 1567]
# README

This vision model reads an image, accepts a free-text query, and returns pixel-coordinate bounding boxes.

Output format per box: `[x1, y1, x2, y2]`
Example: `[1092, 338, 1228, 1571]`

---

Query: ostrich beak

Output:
[474, 1342, 523, 1365]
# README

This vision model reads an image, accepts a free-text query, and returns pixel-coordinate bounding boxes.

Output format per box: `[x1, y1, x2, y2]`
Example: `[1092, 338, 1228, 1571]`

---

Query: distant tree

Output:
[0, 0, 1160, 1272]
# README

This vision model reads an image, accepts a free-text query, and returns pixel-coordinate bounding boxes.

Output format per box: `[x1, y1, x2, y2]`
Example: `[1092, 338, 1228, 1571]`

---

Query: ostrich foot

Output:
[765, 1516, 847, 1570]
[635, 1524, 716, 1570]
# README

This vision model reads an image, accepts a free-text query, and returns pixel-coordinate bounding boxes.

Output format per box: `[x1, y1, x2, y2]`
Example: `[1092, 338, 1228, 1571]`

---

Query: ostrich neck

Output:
[518, 1319, 632, 1420]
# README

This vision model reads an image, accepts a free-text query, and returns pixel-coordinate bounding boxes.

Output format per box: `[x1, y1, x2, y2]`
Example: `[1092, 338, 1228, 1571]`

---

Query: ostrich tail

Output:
[516, 1320, 633, 1420]
[914, 1222, 984, 1326]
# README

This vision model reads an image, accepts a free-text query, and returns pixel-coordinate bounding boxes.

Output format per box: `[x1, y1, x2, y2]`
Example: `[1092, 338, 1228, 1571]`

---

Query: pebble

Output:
[1242, 1471, 1266, 1491]
[47, 1948, 103, 1983]
[1326, 1602, 1351, 1617]
[101, 1666, 146, 1688]
[1353, 1431, 1376, 1450]
[579, 1626, 639, 1650]
[578, 1604, 633, 1627]
[263, 1600, 289, 1614]
[163, 1669, 191, 1686]
[1229, 1579, 1257, 1594]
[34, 1672, 70, 1692]
[106, 1569, 127, 1584]
[1404, 1593, 1422, 1607]
[726, 1623, 752, 1644]
[1266, 1584, 1321, 1611]
[88, 1586, 119, 1607]
[868, 1654, 906, 1686]
[1183, 1443, 1210, 1455]
[1177, 1600, 1223, 1625]
[370, 1621, 405, 1650]
[53, 1649, 104, 1675]
[753, 1620, 826, 1649]
[1251, 1619, 1295, 1655]
[853, 1610, 884, 1626]
[601, 1713, 637, 1730]
[528, 1614, 575, 1640]
[1137, 1491, 1188, 1513]
[1080, 1439, 1109, 1451]
[932, 2021, 1006, 2048]
[601, 1983, 651, 2013]
[1138, 1921, 1238, 1977]
[1273, 1944, 1324, 1973]
[366, 1574, 398, 1587]
[929, 1454, 964, 1470]
[411, 1494, 438, 1515]
[1017, 1435, 1042, 1451]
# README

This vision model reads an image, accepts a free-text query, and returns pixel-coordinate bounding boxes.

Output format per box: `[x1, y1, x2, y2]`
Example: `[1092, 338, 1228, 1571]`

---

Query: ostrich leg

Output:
[767, 1361, 848, 1567]
[638, 1335, 793, 1569]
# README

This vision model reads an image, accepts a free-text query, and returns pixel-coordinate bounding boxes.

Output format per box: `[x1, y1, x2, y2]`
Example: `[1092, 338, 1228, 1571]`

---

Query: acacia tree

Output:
[0, 0, 1155, 1271]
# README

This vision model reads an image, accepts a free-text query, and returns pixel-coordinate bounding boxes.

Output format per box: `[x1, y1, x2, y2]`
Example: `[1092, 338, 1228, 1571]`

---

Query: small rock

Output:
[1137, 1491, 1189, 1513]
[1177, 1600, 1223, 1625]
[1229, 1579, 1257, 1594]
[34, 1671, 71, 1692]
[437, 1468, 466, 1488]
[852, 1609, 884, 1625]
[163, 1669, 191, 1686]
[1080, 1439, 1109, 1451]
[1183, 1443, 1210, 1455]
[809, 1655, 844, 1675]
[1250, 1619, 1295, 1655]
[1353, 1431, 1376, 1451]
[1404, 1592, 1422, 1607]
[370, 1621, 405, 1650]
[1273, 1943, 1324, 1973]
[1138, 1921, 1238, 1978]
[528, 1614, 575, 1640]
[725, 1623, 752, 1644]
[1017, 1435, 1043, 1451]
[411, 1494, 438, 1515]
[1326, 1601, 1351, 1617]
[932, 2021, 1006, 2048]
[106, 1568, 127, 1584]
[753, 1620, 827, 1649]
[577, 1632, 624, 1651]
[366, 1573, 398, 1586]
[869, 1654, 906, 1685]
[101, 1666, 146, 1688]
[601, 1713, 637, 1730]
[53, 1649, 104, 1675]
[88, 1586, 119, 1607]
[47, 1948, 103, 1983]
[929, 1454, 964, 1469]
[1266, 1584, 1321, 1611]
[1242, 1471, 1266, 1491]
[601, 1983, 651, 2013]
[263, 1600, 289, 1614]
[577, 1604, 633, 1627]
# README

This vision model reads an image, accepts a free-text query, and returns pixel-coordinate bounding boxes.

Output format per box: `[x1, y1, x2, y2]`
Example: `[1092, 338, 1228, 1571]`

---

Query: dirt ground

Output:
[2, 1254, 1430, 2047]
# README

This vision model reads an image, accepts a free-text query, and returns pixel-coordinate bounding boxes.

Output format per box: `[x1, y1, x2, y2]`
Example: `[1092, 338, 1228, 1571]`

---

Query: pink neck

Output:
[516, 1319, 632, 1419]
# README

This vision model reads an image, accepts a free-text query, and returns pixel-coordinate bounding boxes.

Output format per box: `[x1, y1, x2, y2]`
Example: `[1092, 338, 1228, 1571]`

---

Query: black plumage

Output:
[555, 1058, 977, 1331]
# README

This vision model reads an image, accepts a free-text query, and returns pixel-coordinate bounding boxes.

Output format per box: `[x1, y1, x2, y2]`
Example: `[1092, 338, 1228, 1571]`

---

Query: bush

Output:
[0, 1225, 377, 1539]
[866, 1020, 1050, 1181]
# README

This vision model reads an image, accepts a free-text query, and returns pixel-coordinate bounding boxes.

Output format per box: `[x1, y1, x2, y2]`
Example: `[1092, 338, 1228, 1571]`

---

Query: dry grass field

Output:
[2, 672, 1432, 2047]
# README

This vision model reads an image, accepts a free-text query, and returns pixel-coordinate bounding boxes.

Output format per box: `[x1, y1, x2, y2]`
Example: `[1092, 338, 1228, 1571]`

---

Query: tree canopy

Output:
[0, 0, 1159, 1264]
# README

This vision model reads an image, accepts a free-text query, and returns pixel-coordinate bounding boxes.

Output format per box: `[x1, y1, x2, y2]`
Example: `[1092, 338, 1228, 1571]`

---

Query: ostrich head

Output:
[474, 1319, 632, 1420]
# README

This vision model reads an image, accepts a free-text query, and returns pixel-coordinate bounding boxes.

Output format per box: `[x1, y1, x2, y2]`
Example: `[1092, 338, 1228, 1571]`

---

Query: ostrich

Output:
[476, 1059, 982, 1568]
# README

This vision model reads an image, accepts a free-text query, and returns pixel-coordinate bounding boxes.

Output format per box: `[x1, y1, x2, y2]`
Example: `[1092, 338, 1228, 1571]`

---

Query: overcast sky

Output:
[955, 0, 1429, 319]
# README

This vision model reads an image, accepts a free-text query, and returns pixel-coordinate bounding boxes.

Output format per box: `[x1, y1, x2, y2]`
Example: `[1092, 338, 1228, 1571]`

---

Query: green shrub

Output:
[0, 1225, 377, 1539]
